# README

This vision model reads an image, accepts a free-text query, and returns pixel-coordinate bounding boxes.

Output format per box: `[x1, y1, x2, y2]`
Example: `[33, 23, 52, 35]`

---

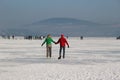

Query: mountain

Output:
[31, 18, 99, 26]
[0, 18, 120, 37]
[25, 18, 120, 36]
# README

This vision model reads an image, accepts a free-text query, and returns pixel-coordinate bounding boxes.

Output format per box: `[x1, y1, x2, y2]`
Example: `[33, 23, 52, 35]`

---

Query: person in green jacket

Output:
[41, 34, 56, 58]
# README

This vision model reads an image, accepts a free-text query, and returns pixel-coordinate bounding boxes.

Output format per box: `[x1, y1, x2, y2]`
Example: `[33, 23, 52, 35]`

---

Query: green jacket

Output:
[42, 37, 55, 46]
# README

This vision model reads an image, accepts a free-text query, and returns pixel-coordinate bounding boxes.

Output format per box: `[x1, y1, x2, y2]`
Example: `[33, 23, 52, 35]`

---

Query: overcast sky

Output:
[0, 0, 120, 28]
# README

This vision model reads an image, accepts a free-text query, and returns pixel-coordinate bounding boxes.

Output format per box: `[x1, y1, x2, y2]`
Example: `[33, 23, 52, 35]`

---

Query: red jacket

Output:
[56, 34, 69, 47]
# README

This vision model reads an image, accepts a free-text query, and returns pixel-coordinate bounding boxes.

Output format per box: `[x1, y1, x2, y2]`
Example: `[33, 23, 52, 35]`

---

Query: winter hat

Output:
[61, 34, 64, 37]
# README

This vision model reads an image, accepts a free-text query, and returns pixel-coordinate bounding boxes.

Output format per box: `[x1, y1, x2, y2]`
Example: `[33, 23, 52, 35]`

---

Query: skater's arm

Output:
[50, 38, 56, 44]
[56, 39, 60, 44]
[41, 39, 46, 46]
[65, 39, 69, 48]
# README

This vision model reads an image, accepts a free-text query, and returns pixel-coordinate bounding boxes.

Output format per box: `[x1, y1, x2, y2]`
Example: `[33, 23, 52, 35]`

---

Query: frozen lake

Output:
[0, 37, 120, 80]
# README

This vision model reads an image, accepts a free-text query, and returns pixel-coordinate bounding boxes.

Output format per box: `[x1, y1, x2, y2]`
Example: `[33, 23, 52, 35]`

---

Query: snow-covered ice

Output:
[0, 37, 120, 80]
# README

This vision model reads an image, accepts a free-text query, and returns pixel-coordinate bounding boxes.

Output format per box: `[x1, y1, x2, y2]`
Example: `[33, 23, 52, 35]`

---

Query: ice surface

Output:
[0, 37, 120, 80]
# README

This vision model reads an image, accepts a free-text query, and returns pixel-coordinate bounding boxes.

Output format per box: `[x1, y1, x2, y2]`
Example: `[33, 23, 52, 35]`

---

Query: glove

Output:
[41, 44, 43, 46]
[68, 45, 69, 48]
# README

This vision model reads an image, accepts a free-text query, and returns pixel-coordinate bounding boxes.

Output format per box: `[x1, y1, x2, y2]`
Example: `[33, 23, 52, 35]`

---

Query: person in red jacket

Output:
[56, 34, 69, 59]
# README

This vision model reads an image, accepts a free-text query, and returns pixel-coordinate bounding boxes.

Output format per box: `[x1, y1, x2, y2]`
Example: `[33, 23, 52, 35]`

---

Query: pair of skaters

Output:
[41, 34, 69, 59]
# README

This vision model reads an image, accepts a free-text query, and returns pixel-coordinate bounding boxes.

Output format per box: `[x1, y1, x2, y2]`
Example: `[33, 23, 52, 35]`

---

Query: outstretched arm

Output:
[55, 39, 60, 44]
[41, 39, 46, 46]
[53, 41, 56, 44]
[51, 38, 56, 44]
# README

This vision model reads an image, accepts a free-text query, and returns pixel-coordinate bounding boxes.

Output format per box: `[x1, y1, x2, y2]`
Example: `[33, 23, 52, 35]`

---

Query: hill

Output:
[31, 18, 99, 26]
[0, 18, 120, 37]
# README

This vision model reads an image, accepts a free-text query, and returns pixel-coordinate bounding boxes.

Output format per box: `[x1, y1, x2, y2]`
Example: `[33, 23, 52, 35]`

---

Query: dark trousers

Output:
[59, 46, 65, 58]
[46, 46, 52, 57]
